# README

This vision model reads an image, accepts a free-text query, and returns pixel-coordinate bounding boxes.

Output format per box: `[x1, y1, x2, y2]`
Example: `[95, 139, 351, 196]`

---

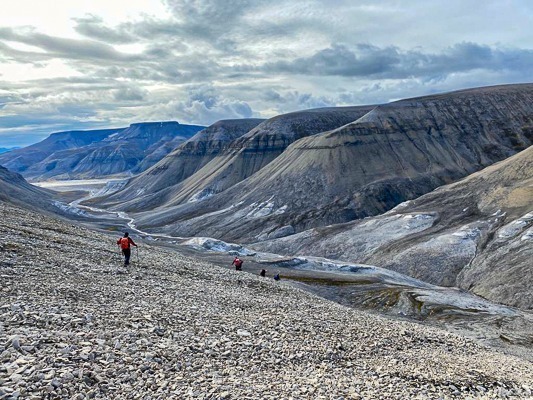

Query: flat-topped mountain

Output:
[98, 107, 374, 211]
[0, 128, 122, 174]
[102, 118, 265, 205]
[0, 121, 204, 181]
[125, 84, 533, 243]
[0, 147, 18, 154]
[253, 145, 533, 309]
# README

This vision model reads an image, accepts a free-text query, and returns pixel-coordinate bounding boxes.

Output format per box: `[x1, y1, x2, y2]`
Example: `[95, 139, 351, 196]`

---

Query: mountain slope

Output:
[1, 200, 532, 398]
[0, 147, 18, 154]
[130, 84, 533, 243]
[0, 122, 205, 181]
[0, 128, 122, 174]
[100, 107, 373, 211]
[0, 165, 56, 211]
[101, 118, 265, 206]
[252, 145, 533, 309]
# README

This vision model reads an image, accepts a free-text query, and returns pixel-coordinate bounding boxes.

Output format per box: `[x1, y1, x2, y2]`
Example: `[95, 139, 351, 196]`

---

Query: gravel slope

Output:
[1, 201, 532, 399]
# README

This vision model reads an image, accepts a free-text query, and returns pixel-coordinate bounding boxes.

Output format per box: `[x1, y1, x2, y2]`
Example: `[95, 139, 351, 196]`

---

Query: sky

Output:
[0, 0, 532, 147]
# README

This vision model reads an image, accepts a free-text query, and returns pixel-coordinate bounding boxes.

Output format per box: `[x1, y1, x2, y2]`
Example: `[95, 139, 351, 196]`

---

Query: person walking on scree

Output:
[232, 256, 243, 271]
[117, 232, 137, 266]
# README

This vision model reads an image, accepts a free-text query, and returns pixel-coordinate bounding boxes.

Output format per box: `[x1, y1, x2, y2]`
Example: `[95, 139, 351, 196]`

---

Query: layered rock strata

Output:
[0, 122, 204, 181]
[130, 84, 533, 243]
[253, 145, 533, 309]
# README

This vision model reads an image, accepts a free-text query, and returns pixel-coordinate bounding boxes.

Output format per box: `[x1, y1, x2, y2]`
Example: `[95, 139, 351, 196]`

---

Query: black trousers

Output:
[122, 248, 131, 265]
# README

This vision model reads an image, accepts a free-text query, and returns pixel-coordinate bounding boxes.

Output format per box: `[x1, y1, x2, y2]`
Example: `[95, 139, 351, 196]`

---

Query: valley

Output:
[2, 83, 532, 398]
[2, 0, 533, 395]
[34, 178, 533, 361]
[2, 200, 531, 398]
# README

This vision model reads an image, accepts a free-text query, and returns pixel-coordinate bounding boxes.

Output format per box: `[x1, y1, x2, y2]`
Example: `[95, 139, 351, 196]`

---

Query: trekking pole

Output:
[136, 246, 140, 264]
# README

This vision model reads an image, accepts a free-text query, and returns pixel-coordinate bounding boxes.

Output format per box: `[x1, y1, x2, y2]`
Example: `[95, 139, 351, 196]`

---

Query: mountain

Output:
[0, 128, 122, 174]
[0, 121, 205, 181]
[252, 145, 533, 309]
[0, 165, 56, 211]
[97, 106, 374, 211]
[124, 84, 533, 244]
[100, 118, 265, 207]
[0, 147, 19, 154]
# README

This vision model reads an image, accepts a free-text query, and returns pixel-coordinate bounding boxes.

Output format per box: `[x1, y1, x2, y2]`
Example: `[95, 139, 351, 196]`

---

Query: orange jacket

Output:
[117, 237, 136, 250]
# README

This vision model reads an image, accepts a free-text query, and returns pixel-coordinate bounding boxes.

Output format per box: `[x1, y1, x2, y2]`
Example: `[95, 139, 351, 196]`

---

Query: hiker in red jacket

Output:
[117, 232, 137, 266]
[232, 256, 243, 271]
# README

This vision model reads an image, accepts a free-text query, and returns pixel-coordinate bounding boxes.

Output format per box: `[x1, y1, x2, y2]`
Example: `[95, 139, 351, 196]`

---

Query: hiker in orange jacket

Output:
[117, 232, 137, 266]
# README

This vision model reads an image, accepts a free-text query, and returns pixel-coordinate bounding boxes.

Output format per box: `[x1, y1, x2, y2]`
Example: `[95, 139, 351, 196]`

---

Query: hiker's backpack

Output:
[235, 258, 243, 267]
[119, 237, 130, 250]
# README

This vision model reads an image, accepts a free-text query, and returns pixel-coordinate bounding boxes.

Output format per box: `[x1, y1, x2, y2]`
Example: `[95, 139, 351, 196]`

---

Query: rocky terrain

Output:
[253, 145, 533, 310]
[114, 84, 533, 244]
[0, 122, 204, 181]
[97, 106, 374, 212]
[1, 200, 532, 399]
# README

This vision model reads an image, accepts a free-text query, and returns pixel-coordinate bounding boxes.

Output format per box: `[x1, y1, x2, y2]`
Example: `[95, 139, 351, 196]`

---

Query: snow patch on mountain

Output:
[245, 197, 288, 218]
[182, 237, 257, 256]
[52, 201, 88, 216]
[497, 212, 533, 239]
[188, 188, 216, 203]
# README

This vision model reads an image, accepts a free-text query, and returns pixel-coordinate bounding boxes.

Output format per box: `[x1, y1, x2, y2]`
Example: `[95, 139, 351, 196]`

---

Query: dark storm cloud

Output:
[265, 42, 533, 79]
[268, 44, 399, 77]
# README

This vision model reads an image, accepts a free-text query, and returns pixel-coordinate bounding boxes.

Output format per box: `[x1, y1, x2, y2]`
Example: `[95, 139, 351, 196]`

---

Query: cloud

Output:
[162, 0, 266, 44]
[260, 89, 334, 113]
[1, 1, 532, 147]
[113, 86, 148, 101]
[0, 27, 143, 62]
[264, 42, 533, 79]
[151, 85, 254, 125]
[0, 41, 50, 65]
[73, 15, 136, 44]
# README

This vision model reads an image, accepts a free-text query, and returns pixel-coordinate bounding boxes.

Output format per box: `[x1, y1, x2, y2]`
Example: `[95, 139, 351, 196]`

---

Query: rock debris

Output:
[0, 202, 531, 399]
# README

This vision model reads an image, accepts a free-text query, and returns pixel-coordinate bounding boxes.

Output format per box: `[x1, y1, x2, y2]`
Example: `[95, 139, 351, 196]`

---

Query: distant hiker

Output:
[232, 256, 243, 271]
[117, 232, 138, 266]
[273, 273, 280, 281]
[260, 269, 266, 277]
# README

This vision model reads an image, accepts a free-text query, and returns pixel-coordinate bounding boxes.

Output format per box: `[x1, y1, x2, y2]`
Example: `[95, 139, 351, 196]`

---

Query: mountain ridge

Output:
[100, 118, 266, 206]
[122, 83, 533, 244]
[0, 122, 205, 181]
[97, 106, 374, 211]
[251, 145, 533, 309]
